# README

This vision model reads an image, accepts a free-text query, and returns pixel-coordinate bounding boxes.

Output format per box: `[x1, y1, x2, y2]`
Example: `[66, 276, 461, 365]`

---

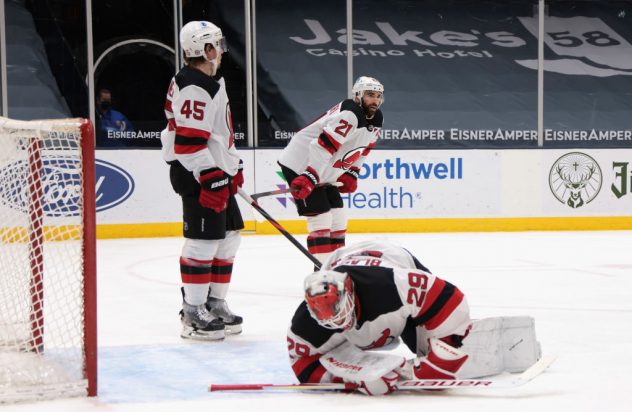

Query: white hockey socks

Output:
[180, 256, 212, 305]
[208, 257, 233, 300]
[306, 213, 334, 265]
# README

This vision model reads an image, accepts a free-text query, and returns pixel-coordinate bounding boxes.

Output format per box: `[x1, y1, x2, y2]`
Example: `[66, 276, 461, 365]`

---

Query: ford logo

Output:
[95, 159, 134, 212]
[0, 157, 134, 216]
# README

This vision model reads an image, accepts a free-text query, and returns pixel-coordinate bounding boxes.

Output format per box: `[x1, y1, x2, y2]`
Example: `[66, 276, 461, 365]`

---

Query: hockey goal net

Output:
[0, 117, 96, 403]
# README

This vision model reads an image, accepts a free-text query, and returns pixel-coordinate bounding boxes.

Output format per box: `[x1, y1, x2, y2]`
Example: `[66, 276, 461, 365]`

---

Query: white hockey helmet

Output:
[179, 20, 227, 58]
[304, 270, 356, 330]
[352, 76, 384, 104]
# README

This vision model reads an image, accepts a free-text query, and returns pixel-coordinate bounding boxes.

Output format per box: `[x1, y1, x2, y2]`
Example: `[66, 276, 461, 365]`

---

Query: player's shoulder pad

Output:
[290, 301, 337, 348]
[340, 99, 367, 128]
[368, 109, 384, 128]
[175, 66, 220, 99]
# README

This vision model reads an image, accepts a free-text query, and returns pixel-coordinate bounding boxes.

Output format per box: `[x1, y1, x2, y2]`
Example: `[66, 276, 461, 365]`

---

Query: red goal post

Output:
[0, 117, 96, 402]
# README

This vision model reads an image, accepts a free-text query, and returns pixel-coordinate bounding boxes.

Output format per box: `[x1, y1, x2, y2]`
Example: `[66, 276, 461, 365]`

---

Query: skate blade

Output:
[181, 325, 225, 341]
[225, 324, 243, 335]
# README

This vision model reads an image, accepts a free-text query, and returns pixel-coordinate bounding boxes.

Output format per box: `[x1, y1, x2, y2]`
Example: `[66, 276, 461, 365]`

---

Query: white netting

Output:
[0, 117, 93, 403]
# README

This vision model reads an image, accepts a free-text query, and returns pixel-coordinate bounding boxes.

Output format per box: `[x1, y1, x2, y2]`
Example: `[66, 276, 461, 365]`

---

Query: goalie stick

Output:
[237, 187, 322, 268]
[251, 182, 343, 200]
[208, 355, 556, 392]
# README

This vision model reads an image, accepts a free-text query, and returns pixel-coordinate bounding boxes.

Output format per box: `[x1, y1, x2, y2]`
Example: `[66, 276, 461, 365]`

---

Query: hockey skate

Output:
[206, 297, 243, 335]
[180, 300, 225, 341]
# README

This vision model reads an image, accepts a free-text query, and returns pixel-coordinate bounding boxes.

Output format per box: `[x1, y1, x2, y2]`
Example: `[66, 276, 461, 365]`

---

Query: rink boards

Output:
[87, 149, 632, 238]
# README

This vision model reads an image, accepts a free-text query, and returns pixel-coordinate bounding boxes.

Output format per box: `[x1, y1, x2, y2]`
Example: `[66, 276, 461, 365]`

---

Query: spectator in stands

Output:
[95, 88, 134, 146]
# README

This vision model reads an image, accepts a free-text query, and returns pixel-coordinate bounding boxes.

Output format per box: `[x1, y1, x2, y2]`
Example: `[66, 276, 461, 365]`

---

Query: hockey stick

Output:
[237, 187, 322, 269]
[209, 355, 556, 392]
[252, 182, 343, 201]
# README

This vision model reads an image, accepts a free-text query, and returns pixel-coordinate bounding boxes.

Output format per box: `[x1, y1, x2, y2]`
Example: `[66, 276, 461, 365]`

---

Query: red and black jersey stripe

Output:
[174, 126, 211, 155]
[412, 279, 464, 330]
[291, 354, 328, 383]
[317, 131, 340, 155]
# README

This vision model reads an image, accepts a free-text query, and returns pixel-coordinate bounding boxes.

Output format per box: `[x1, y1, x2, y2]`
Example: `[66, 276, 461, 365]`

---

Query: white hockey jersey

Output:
[278, 100, 382, 182]
[287, 240, 470, 384]
[160, 65, 240, 179]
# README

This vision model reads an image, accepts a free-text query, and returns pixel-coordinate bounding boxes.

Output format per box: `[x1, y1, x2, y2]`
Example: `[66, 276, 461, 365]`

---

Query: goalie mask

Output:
[352, 76, 384, 106]
[180, 21, 228, 59]
[304, 270, 356, 330]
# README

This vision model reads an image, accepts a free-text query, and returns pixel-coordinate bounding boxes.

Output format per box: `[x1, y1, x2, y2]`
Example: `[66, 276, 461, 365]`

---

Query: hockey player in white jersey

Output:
[287, 240, 542, 395]
[160, 21, 244, 341]
[278, 77, 384, 265]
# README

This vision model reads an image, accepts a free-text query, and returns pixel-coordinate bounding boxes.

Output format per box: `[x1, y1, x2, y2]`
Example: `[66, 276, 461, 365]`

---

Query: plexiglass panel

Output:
[353, 0, 539, 149]
[254, 0, 347, 146]
[543, 0, 632, 149]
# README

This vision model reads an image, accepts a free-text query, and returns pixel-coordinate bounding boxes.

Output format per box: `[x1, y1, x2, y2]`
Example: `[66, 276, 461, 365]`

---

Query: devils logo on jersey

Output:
[360, 328, 395, 350]
[226, 102, 235, 148]
[332, 147, 366, 171]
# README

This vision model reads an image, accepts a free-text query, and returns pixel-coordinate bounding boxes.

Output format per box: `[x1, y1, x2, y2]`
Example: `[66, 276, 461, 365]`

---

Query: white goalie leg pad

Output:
[319, 341, 406, 382]
[457, 316, 541, 378]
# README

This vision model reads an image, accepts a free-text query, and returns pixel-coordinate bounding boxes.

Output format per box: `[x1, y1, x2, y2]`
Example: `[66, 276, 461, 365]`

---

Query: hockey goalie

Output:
[287, 240, 542, 395]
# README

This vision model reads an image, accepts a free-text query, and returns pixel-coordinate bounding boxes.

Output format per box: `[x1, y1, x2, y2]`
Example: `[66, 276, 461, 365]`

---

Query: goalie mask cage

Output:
[0, 117, 96, 403]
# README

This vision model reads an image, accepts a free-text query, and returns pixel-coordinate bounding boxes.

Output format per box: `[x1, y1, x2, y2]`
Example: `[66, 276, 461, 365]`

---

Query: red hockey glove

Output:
[355, 370, 400, 396]
[290, 167, 319, 200]
[230, 159, 244, 195]
[413, 338, 469, 381]
[199, 168, 230, 212]
[336, 167, 360, 193]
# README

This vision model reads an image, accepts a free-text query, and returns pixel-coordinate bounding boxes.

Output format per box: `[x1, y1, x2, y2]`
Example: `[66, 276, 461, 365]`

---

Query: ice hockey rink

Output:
[5, 230, 632, 412]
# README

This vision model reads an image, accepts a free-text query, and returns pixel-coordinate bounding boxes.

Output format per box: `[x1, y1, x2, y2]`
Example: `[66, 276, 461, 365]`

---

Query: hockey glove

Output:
[355, 370, 401, 396]
[413, 338, 469, 381]
[230, 159, 244, 195]
[290, 167, 319, 200]
[199, 168, 230, 213]
[336, 167, 360, 193]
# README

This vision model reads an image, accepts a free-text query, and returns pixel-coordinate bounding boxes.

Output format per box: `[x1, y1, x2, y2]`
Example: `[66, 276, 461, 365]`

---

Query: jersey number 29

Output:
[407, 272, 428, 307]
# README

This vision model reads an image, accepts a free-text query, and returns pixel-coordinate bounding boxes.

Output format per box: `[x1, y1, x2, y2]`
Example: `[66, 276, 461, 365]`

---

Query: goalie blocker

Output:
[286, 239, 542, 395]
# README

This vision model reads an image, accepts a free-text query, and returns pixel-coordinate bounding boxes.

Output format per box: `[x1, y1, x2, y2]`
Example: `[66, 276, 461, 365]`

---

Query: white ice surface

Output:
[4, 231, 632, 411]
